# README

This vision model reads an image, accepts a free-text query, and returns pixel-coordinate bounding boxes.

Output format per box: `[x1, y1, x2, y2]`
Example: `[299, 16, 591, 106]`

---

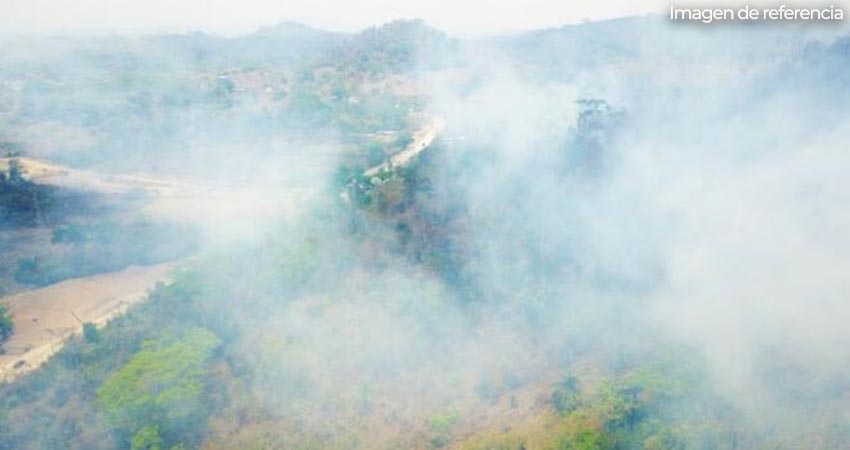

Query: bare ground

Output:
[0, 157, 304, 382]
[0, 262, 177, 382]
[1, 156, 306, 225]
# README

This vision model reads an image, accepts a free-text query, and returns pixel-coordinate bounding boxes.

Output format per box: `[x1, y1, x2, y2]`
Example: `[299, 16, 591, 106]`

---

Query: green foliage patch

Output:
[98, 328, 221, 445]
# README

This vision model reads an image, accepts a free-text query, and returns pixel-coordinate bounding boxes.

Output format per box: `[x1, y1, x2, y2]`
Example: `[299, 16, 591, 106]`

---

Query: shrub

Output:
[552, 375, 580, 414]
[131, 425, 164, 450]
[428, 410, 459, 432]
[83, 323, 100, 343]
[97, 328, 221, 446]
[0, 304, 13, 343]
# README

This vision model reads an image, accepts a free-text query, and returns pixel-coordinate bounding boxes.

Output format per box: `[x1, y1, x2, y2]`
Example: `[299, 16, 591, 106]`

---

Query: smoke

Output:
[2, 15, 850, 449]
[403, 18, 850, 434]
[194, 19, 850, 442]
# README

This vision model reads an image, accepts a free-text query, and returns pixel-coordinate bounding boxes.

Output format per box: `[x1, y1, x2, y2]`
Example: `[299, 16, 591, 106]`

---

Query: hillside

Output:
[1, 16, 850, 450]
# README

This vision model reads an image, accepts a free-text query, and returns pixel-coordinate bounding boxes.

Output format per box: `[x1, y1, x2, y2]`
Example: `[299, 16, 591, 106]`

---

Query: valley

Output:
[0, 15, 848, 450]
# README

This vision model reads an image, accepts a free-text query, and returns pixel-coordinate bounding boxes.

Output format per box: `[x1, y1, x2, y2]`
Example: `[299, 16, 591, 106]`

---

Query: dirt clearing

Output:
[0, 156, 310, 382]
[0, 262, 177, 382]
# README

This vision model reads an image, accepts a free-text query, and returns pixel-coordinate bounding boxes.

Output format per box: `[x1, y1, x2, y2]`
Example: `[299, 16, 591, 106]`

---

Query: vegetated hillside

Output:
[490, 15, 808, 86]
[151, 22, 349, 69]
[4, 90, 844, 450]
[0, 162, 739, 450]
[0, 22, 345, 75]
[325, 19, 458, 76]
[2, 17, 850, 450]
[0, 21, 414, 171]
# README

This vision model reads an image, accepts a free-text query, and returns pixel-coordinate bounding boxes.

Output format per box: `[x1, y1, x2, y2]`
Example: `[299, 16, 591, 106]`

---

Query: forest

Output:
[1, 14, 849, 450]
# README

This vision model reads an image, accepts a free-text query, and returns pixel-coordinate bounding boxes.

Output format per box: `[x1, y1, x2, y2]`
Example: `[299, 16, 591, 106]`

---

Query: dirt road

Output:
[0, 262, 176, 381]
[363, 114, 445, 177]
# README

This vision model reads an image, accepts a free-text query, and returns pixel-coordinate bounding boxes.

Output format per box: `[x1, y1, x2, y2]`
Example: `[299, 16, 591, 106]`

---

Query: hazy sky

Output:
[0, 0, 665, 36]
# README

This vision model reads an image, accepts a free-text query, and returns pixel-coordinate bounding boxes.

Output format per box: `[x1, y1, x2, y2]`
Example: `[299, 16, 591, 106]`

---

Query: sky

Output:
[0, 0, 665, 36]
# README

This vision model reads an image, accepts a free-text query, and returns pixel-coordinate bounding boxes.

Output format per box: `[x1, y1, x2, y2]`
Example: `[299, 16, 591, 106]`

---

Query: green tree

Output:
[83, 322, 100, 343]
[0, 304, 13, 343]
[561, 430, 611, 450]
[552, 374, 581, 414]
[131, 425, 163, 450]
[97, 328, 221, 444]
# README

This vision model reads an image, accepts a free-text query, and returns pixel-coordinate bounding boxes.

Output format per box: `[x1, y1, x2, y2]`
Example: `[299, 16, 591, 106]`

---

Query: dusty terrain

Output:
[1, 156, 307, 236]
[0, 157, 304, 382]
[0, 262, 176, 381]
[0, 157, 197, 195]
